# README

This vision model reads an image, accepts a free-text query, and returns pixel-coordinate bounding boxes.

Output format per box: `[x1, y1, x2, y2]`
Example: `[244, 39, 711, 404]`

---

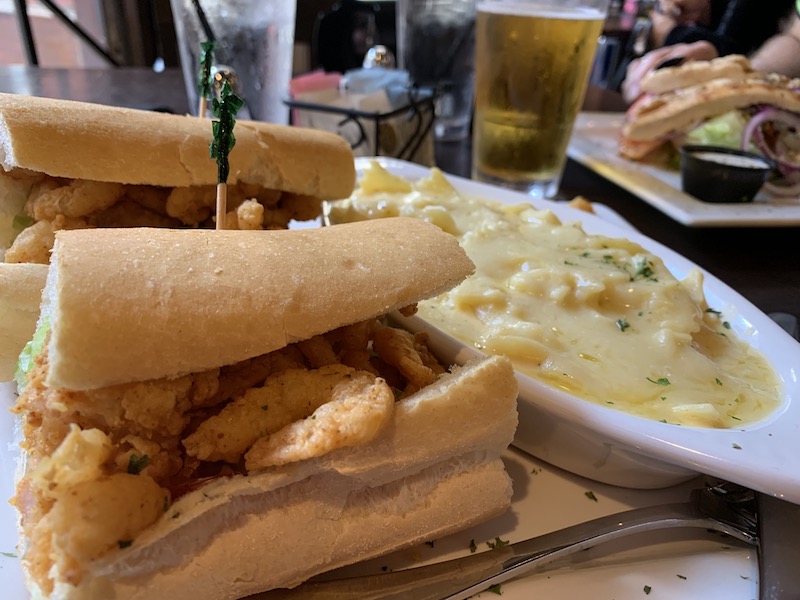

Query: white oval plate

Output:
[353, 157, 800, 501]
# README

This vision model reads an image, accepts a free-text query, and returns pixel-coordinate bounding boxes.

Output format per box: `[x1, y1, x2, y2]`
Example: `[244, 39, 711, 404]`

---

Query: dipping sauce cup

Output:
[680, 145, 774, 203]
[472, 0, 609, 198]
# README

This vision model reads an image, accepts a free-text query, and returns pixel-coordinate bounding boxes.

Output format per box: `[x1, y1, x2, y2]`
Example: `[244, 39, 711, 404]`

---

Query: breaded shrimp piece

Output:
[372, 325, 438, 388]
[27, 180, 124, 221]
[183, 365, 374, 463]
[245, 373, 394, 469]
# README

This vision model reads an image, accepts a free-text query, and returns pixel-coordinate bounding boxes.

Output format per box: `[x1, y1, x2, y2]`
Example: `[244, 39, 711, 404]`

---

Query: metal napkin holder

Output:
[284, 86, 436, 165]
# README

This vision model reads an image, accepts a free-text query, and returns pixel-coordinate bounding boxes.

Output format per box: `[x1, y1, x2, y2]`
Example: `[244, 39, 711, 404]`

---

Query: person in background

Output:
[750, 7, 800, 77]
[621, 0, 794, 103]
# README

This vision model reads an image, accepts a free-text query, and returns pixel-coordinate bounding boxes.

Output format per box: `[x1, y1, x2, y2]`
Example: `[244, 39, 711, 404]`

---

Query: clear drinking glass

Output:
[170, 0, 297, 124]
[397, 0, 477, 141]
[472, 0, 610, 198]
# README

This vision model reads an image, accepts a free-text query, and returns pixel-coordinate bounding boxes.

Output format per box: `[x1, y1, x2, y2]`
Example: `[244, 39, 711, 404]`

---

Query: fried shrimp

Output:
[296, 335, 339, 367]
[26, 179, 124, 221]
[5, 215, 90, 264]
[245, 374, 394, 470]
[372, 325, 438, 388]
[182, 365, 375, 463]
[165, 186, 214, 225]
[236, 199, 265, 230]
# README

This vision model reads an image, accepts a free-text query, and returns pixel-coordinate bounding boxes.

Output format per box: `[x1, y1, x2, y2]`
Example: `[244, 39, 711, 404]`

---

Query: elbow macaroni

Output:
[328, 163, 782, 428]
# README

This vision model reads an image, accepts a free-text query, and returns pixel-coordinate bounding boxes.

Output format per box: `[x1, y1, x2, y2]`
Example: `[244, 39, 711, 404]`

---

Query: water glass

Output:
[170, 0, 297, 124]
[397, 0, 477, 141]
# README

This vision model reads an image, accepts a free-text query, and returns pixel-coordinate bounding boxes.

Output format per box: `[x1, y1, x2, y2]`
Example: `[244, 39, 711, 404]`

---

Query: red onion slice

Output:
[741, 108, 800, 174]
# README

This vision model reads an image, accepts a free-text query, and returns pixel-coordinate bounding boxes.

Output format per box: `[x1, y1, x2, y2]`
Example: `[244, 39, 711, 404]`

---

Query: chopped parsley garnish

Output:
[705, 308, 722, 316]
[733, 443, 742, 450]
[644, 585, 652, 595]
[127, 454, 150, 475]
[647, 377, 671, 386]
[715, 378, 723, 386]
[616, 318, 630, 332]
[1, 551, 17, 558]
[12, 213, 34, 234]
[469, 539, 478, 553]
[425, 541, 435, 548]
[723, 321, 731, 329]
[118, 540, 133, 549]
[677, 574, 687, 580]
[630, 256, 657, 281]
[585, 491, 598, 502]
[486, 536, 510, 549]
[487, 584, 502, 595]
[172, 512, 181, 519]
[261, 405, 269, 410]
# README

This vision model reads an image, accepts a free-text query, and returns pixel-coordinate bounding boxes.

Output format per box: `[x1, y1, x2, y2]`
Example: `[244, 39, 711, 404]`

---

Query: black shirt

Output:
[664, 0, 795, 56]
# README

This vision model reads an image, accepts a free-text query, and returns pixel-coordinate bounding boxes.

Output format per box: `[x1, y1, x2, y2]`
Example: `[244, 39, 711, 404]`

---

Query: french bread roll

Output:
[0, 93, 356, 264]
[44, 218, 474, 390]
[0, 262, 46, 380]
[13, 218, 519, 599]
[0, 93, 353, 196]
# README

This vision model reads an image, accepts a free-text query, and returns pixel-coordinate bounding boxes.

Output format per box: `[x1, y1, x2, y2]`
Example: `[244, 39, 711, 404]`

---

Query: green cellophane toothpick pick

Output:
[197, 40, 216, 117]
[210, 80, 244, 229]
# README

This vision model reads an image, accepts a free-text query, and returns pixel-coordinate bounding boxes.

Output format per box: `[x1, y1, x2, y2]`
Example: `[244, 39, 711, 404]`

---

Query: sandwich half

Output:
[11, 217, 519, 600]
[620, 55, 800, 185]
[0, 93, 355, 263]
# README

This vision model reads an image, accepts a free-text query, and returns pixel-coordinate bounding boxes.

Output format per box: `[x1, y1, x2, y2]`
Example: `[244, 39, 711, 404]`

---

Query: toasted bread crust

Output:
[0, 93, 355, 200]
[641, 54, 754, 95]
[623, 75, 800, 142]
[44, 219, 475, 390]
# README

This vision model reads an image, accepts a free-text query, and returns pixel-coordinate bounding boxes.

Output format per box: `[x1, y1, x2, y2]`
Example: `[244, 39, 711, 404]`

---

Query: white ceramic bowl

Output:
[356, 157, 800, 500]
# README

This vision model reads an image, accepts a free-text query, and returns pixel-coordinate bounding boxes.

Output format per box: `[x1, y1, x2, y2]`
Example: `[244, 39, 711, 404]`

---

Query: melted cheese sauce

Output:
[328, 163, 782, 428]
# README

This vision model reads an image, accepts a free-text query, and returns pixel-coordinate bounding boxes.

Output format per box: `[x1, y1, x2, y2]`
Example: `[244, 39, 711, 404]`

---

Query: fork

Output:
[256, 483, 758, 600]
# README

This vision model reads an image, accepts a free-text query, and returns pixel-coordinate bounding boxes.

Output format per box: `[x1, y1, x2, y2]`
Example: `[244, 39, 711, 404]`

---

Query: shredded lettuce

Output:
[12, 213, 34, 237]
[682, 111, 755, 151]
[14, 316, 50, 391]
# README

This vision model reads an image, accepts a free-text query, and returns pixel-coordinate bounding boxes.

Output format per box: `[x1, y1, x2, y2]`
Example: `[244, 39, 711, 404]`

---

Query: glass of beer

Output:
[473, 0, 609, 198]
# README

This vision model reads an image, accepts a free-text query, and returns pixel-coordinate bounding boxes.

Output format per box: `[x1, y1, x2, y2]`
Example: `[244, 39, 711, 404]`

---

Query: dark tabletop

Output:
[1, 66, 797, 318]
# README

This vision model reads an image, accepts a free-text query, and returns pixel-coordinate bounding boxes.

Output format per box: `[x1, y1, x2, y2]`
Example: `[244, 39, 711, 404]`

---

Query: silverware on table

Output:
[256, 483, 758, 600]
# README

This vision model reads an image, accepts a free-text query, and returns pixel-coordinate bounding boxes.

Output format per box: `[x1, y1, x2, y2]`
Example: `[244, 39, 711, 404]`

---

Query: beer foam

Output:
[476, 1, 605, 20]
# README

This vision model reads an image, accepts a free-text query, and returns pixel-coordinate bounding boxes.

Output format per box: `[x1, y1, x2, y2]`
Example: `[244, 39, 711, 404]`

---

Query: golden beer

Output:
[473, 3, 604, 196]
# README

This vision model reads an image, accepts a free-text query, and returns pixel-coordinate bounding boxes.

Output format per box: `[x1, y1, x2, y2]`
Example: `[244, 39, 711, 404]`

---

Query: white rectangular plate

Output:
[567, 112, 800, 227]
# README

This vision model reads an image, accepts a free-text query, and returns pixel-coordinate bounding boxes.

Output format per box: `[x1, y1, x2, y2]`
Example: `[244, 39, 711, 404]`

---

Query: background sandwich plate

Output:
[567, 112, 800, 227]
